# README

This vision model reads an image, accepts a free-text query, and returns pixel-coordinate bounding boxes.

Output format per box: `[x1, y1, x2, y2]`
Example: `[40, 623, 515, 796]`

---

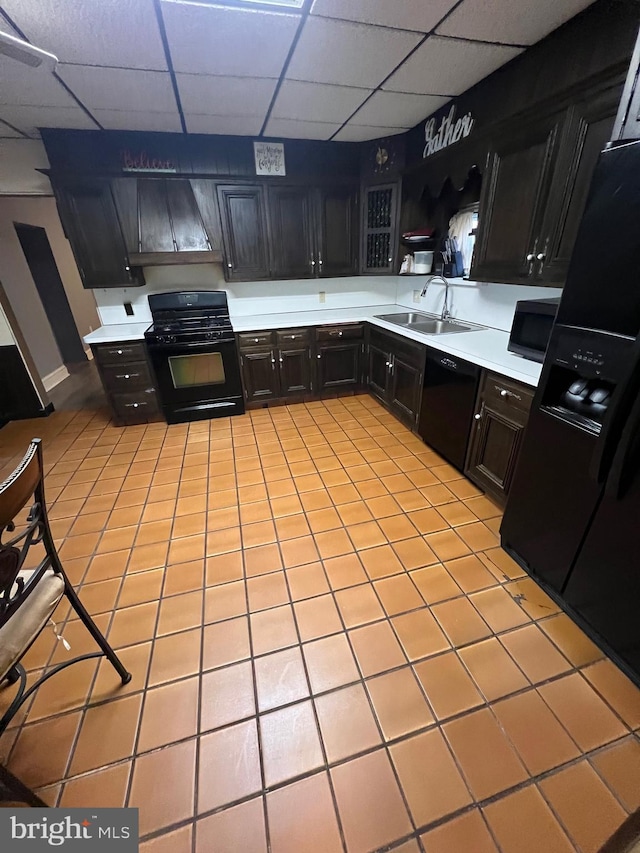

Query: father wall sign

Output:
[423, 106, 474, 158]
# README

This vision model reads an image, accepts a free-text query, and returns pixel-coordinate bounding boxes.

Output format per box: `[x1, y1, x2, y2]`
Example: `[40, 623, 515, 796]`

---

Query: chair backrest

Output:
[0, 439, 53, 625]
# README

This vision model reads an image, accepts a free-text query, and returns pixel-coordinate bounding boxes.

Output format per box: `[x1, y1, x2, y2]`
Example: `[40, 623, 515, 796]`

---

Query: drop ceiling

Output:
[0, 0, 597, 142]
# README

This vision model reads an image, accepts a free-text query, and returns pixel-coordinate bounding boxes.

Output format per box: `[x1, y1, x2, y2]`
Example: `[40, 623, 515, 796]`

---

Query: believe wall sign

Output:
[121, 150, 177, 173]
[423, 106, 474, 158]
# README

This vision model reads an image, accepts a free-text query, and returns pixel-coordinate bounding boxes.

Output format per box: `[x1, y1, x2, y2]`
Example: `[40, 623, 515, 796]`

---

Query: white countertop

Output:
[84, 322, 149, 344]
[83, 305, 542, 387]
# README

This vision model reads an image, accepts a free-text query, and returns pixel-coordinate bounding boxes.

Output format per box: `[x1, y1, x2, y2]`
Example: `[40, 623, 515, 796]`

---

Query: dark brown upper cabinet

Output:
[267, 186, 315, 279]
[471, 72, 624, 287]
[533, 84, 619, 284]
[217, 181, 359, 283]
[360, 181, 400, 275]
[131, 178, 220, 265]
[54, 178, 143, 289]
[472, 112, 563, 284]
[317, 187, 358, 277]
[217, 183, 271, 281]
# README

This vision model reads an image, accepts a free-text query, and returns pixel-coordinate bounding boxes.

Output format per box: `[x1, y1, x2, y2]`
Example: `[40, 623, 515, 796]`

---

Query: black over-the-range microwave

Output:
[508, 296, 561, 363]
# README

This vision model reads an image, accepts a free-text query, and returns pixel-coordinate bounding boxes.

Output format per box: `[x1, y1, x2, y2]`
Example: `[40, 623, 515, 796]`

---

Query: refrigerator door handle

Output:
[605, 390, 640, 499]
[590, 336, 640, 484]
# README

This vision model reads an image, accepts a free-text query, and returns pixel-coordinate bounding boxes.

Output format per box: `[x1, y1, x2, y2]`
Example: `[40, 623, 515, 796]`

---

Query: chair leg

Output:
[63, 582, 131, 684]
[0, 664, 27, 736]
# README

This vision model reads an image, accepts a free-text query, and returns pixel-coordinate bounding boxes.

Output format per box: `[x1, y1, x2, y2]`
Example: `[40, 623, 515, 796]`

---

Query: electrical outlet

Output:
[124, 302, 134, 316]
[413, 290, 421, 303]
[319, 291, 326, 303]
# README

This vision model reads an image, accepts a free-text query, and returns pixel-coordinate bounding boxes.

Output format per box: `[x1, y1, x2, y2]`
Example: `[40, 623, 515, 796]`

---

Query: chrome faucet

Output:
[420, 274, 451, 321]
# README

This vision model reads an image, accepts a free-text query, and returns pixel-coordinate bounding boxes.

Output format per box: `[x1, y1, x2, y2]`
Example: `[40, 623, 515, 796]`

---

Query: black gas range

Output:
[144, 291, 244, 424]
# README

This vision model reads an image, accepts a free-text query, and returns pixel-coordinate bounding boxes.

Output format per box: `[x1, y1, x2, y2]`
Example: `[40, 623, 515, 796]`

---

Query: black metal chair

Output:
[0, 439, 130, 735]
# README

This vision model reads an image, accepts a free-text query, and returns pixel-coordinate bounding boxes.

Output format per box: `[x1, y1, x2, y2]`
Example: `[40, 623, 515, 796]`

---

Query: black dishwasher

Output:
[418, 349, 480, 470]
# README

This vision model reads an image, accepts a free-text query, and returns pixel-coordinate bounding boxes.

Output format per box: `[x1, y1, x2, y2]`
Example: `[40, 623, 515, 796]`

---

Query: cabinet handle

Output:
[254, 338, 260, 343]
[317, 354, 321, 359]
[318, 253, 323, 267]
[279, 357, 283, 363]
[125, 402, 145, 409]
[526, 253, 535, 262]
[474, 413, 482, 420]
[329, 330, 343, 337]
[495, 385, 521, 401]
[227, 262, 232, 269]
[116, 373, 139, 380]
[536, 253, 546, 261]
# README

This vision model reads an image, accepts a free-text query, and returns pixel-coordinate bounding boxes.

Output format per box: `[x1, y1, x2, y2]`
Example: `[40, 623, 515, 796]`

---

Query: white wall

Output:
[0, 139, 52, 196]
[93, 266, 401, 326]
[396, 277, 563, 332]
[0, 304, 16, 345]
[92, 263, 561, 333]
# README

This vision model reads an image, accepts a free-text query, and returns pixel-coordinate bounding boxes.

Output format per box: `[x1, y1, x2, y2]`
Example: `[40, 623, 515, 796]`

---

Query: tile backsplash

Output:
[93, 263, 562, 334]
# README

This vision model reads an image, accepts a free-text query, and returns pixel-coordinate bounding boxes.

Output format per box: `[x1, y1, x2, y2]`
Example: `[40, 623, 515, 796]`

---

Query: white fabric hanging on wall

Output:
[448, 210, 476, 275]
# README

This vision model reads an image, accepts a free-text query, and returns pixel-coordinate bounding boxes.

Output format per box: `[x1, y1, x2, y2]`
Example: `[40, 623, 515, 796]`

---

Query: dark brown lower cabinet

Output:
[238, 329, 312, 404]
[91, 341, 160, 425]
[240, 347, 279, 403]
[465, 372, 534, 505]
[366, 327, 425, 428]
[315, 324, 364, 392]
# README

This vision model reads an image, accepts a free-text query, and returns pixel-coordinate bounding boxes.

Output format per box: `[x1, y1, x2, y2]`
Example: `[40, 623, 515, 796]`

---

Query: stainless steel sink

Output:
[374, 312, 476, 334]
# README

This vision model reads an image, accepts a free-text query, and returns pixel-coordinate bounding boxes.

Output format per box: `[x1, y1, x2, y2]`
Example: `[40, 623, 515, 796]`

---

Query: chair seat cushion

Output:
[0, 570, 65, 681]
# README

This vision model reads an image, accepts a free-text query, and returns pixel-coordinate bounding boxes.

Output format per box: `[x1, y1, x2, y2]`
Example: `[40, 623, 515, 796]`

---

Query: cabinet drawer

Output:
[93, 341, 147, 364]
[111, 388, 160, 423]
[482, 373, 534, 420]
[276, 328, 310, 345]
[101, 361, 153, 392]
[316, 324, 363, 342]
[238, 331, 274, 348]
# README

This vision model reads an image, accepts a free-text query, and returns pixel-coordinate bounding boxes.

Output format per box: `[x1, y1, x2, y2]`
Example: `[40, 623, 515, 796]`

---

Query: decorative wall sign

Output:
[254, 141, 286, 176]
[423, 106, 474, 158]
[121, 150, 176, 173]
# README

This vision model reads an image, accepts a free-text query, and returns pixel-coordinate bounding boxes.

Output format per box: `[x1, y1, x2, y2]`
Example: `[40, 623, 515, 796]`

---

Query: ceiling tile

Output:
[1, 0, 167, 70]
[333, 124, 409, 142]
[273, 80, 370, 124]
[161, 2, 299, 77]
[0, 105, 97, 137]
[92, 109, 182, 133]
[352, 90, 449, 128]
[287, 15, 422, 88]
[0, 57, 79, 107]
[176, 74, 276, 117]
[57, 66, 177, 112]
[438, 0, 596, 46]
[311, 0, 459, 33]
[384, 35, 522, 96]
[0, 120, 23, 138]
[185, 114, 263, 136]
[263, 117, 342, 140]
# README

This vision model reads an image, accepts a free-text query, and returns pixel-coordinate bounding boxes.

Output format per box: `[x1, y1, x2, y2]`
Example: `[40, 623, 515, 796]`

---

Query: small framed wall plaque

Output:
[254, 141, 286, 176]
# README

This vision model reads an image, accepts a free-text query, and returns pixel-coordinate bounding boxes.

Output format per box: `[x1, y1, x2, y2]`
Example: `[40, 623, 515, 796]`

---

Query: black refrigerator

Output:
[501, 138, 640, 685]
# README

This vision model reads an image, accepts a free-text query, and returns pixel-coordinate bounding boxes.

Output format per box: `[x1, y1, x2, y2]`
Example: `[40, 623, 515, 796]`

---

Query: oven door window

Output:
[168, 352, 226, 389]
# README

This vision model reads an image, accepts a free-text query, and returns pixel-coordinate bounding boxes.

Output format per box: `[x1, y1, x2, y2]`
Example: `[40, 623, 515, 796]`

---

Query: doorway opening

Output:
[14, 223, 87, 365]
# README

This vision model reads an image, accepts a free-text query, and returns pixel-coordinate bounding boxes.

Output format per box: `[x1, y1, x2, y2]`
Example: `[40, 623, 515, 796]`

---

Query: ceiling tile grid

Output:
[271, 80, 372, 124]
[437, 0, 596, 47]
[310, 0, 460, 33]
[160, 1, 300, 77]
[0, 0, 599, 140]
[333, 123, 411, 142]
[263, 116, 343, 140]
[0, 119, 23, 138]
[286, 15, 423, 88]
[184, 114, 264, 136]
[1, 0, 168, 70]
[57, 66, 178, 113]
[176, 74, 277, 118]
[383, 35, 523, 96]
[352, 91, 451, 128]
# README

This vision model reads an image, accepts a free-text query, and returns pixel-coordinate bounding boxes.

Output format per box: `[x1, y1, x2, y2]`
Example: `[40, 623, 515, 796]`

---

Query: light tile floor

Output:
[1, 394, 640, 852]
